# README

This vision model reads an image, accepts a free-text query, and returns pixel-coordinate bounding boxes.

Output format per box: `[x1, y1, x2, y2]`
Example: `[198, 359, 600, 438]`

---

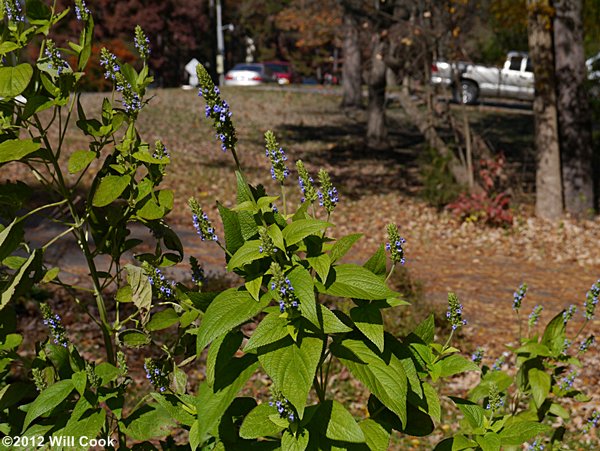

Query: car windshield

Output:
[232, 64, 262, 72]
[265, 64, 289, 73]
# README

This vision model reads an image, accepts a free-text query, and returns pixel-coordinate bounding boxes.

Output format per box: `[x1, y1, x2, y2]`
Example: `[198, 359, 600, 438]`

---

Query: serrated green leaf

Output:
[450, 397, 484, 429]
[218, 202, 245, 255]
[282, 429, 309, 451]
[115, 285, 132, 303]
[287, 266, 319, 328]
[359, 419, 390, 450]
[119, 330, 150, 348]
[0, 139, 41, 163]
[469, 371, 513, 402]
[92, 175, 131, 207]
[121, 403, 177, 442]
[351, 304, 384, 352]
[0, 42, 19, 55]
[239, 403, 285, 439]
[476, 432, 501, 451]
[320, 305, 353, 334]
[319, 400, 365, 443]
[197, 289, 269, 352]
[71, 370, 87, 396]
[137, 197, 165, 220]
[541, 311, 567, 356]
[125, 264, 152, 318]
[326, 264, 397, 300]
[282, 219, 333, 246]
[150, 393, 195, 426]
[94, 362, 121, 385]
[56, 408, 106, 451]
[236, 170, 255, 204]
[258, 336, 321, 417]
[528, 368, 551, 408]
[194, 361, 258, 443]
[413, 314, 435, 344]
[146, 308, 179, 331]
[307, 253, 331, 282]
[245, 276, 263, 301]
[227, 240, 265, 271]
[132, 150, 170, 165]
[67, 150, 96, 173]
[23, 379, 74, 430]
[498, 421, 551, 446]
[330, 233, 363, 263]
[244, 312, 289, 352]
[331, 338, 408, 426]
[0, 63, 33, 97]
[434, 354, 480, 379]
[363, 244, 387, 276]
[422, 382, 441, 423]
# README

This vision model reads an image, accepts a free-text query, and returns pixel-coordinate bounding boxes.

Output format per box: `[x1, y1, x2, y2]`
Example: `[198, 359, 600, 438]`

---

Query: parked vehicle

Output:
[224, 63, 275, 86]
[587, 52, 600, 81]
[431, 51, 534, 104]
[263, 61, 298, 85]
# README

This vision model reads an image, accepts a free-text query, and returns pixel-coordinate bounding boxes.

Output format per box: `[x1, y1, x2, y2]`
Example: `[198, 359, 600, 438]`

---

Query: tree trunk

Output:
[340, 6, 363, 109]
[527, 0, 563, 219]
[554, 0, 595, 216]
[366, 32, 388, 148]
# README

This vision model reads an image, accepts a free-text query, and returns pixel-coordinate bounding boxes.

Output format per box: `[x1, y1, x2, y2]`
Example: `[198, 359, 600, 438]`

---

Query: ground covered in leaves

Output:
[7, 86, 600, 448]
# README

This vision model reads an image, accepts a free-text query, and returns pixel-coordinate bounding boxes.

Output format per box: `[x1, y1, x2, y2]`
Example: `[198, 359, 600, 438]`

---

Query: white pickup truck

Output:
[431, 51, 534, 104]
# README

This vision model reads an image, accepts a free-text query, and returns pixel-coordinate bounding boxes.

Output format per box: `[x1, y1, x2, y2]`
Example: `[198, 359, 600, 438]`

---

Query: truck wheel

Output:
[454, 80, 478, 105]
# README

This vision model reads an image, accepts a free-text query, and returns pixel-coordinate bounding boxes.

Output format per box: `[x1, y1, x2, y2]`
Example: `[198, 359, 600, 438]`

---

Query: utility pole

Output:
[216, 0, 225, 86]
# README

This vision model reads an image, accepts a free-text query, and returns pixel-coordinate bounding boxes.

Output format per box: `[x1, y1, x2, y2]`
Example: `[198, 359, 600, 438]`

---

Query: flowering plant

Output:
[0, 2, 597, 449]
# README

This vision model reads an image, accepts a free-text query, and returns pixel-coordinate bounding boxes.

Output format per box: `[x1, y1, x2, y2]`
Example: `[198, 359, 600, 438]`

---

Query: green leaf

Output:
[476, 433, 501, 451]
[258, 335, 322, 417]
[282, 219, 333, 246]
[1, 250, 41, 311]
[359, 419, 390, 451]
[125, 264, 152, 319]
[58, 409, 106, 450]
[72, 371, 87, 396]
[121, 403, 177, 442]
[434, 355, 480, 379]
[119, 330, 150, 348]
[449, 397, 484, 429]
[267, 223, 285, 251]
[67, 150, 96, 174]
[0, 63, 33, 97]
[227, 240, 265, 271]
[92, 175, 131, 207]
[244, 312, 289, 352]
[0, 42, 20, 56]
[329, 233, 363, 263]
[150, 393, 195, 426]
[41, 267, 60, 283]
[351, 304, 384, 352]
[528, 368, 551, 408]
[22, 95, 54, 119]
[94, 362, 121, 385]
[325, 264, 397, 300]
[137, 198, 166, 220]
[0, 139, 41, 163]
[331, 338, 408, 426]
[307, 253, 331, 282]
[320, 305, 353, 334]
[146, 308, 179, 331]
[363, 244, 387, 276]
[236, 170, 254, 204]
[541, 311, 567, 356]
[498, 421, 552, 446]
[468, 371, 513, 402]
[318, 400, 365, 443]
[239, 403, 285, 439]
[287, 266, 319, 328]
[245, 276, 263, 301]
[0, 333, 22, 352]
[197, 289, 269, 352]
[282, 429, 310, 451]
[193, 361, 258, 443]
[413, 314, 435, 344]
[218, 202, 245, 255]
[22, 379, 74, 431]
[422, 382, 442, 423]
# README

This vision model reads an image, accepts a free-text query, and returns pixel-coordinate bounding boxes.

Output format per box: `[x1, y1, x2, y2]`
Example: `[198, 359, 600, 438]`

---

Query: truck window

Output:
[509, 57, 523, 71]
[525, 58, 533, 72]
